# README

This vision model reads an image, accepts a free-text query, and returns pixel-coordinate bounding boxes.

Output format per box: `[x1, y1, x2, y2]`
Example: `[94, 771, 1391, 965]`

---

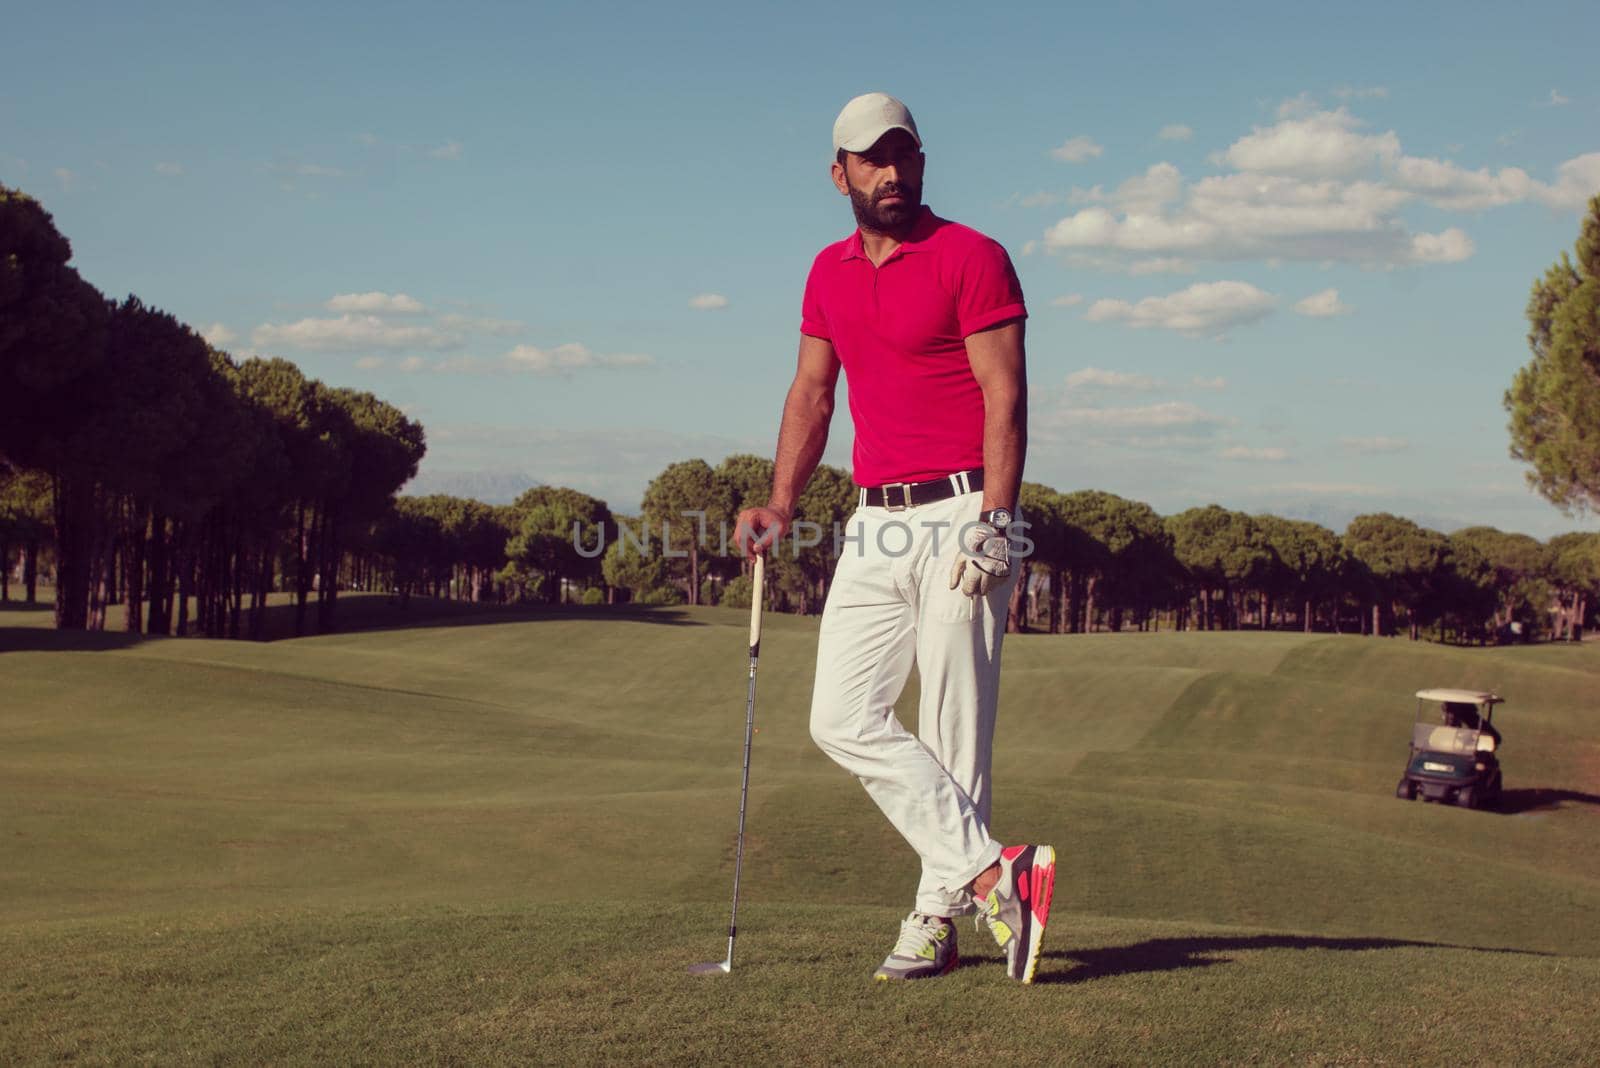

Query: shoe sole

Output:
[874, 952, 959, 982]
[1018, 845, 1056, 984]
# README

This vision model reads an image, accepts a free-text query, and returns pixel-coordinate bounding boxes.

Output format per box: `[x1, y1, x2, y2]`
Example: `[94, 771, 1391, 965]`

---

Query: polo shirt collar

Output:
[840, 206, 940, 262]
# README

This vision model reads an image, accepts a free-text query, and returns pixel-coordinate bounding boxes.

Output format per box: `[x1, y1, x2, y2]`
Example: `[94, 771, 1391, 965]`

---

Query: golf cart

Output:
[1395, 688, 1503, 810]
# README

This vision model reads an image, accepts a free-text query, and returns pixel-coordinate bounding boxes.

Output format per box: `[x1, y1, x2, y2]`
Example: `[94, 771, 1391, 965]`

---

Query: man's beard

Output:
[848, 179, 922, 234]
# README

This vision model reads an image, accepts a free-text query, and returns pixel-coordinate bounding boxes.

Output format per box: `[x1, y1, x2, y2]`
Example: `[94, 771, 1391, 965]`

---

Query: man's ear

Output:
[831, 159, 849, 196]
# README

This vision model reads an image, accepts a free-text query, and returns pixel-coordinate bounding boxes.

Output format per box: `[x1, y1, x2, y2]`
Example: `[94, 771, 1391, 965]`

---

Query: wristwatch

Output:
[980, 507, 1013, 530]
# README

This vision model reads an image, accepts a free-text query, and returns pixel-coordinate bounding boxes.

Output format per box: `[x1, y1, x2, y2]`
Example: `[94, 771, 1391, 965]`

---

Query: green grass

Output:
[3, 598, 1599, 1064]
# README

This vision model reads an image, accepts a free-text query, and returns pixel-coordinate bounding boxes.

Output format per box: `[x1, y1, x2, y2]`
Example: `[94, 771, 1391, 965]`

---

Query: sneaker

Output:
[873, 912, 959, 981]
[974, 844, 1056, 983]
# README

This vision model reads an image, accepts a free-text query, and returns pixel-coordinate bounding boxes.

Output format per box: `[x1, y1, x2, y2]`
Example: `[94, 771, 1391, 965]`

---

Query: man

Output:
[736, 92, 1054, 983]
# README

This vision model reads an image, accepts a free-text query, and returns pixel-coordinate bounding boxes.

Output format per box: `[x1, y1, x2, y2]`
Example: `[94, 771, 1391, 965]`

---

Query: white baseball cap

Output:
[832, 92, 922, 154]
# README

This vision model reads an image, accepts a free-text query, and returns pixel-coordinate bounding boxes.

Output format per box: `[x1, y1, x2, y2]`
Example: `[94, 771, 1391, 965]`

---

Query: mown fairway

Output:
[3, 598, 1599, 1064]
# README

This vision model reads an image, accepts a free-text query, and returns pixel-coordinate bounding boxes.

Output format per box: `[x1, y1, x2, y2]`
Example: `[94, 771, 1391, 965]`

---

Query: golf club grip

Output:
[749, 552, 765, 656]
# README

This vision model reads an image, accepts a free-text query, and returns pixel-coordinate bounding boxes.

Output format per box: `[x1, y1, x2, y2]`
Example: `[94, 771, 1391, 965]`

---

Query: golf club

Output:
[688, 550, 766, 976]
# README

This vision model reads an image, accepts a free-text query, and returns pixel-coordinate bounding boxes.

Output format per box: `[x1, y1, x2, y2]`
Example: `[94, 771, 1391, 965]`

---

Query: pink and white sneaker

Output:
[975, 844, 1056, 983]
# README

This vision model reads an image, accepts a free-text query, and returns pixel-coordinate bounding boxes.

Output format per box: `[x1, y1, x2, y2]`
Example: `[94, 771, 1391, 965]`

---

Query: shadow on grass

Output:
[1, 594, 709, 651]
[1497, 788, 1600, 815]
[253, 596, 709, 641]
[0, 627, 146, 653]
[1035, 933, 1549, 985]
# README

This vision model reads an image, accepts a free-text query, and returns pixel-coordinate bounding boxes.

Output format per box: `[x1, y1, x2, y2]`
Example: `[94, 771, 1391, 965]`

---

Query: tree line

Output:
[6, 187, 1600, 643]
[2, 186, 425, 636]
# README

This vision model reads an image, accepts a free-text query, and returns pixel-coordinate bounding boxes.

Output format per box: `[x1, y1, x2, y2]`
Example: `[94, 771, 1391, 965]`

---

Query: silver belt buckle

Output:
[882, 482, 911, 512]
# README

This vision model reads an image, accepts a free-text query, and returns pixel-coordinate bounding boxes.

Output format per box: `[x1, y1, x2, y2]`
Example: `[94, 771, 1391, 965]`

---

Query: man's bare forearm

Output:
[768, 380, 833, 516]
[982, 386, 1025, 513]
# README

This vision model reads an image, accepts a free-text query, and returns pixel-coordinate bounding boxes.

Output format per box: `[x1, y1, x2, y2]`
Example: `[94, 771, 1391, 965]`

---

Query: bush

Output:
[581, 587, 605, 606]
[699, 576, 721, 606]
[635, 585, 685, 606]
[720, 574, 753, 609]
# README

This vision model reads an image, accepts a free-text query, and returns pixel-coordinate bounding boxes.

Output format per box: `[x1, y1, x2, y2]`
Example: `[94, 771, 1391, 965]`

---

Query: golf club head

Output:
[687, 959, 731, 976]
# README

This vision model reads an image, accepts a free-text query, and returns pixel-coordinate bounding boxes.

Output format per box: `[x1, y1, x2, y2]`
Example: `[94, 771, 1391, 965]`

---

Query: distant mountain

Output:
[400, 469, 543, 505]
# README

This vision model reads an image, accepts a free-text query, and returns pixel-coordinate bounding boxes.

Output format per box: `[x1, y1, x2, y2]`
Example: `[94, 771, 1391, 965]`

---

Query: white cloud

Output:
[1190, 375, 1227, 391]
[1050, 293, 1084, 308]
[429, 140, 463, 160]
[1158, 124, 1194, 142]
[1114, 162, 1184, 213]
[437, 313, 526, 337]
[400, 356, 426, 372]
[199, 322, 237, 346]
[1083, 280, 1276, 337]
[326, 291, 428, 315]
[689, 293, 729, 310]
[1051, 136, 1104, 163]
[1531, 153, 1600, 211]
[1046, 167, 1474, 267]
[154, 161, 183, 176]
[1293, 288, 1350, 317]
[1221, 446, 1289, 461]
[1275, 92, 1321, 119]
[1544, 89, 1570, 107]
[1018, 191, 1063, 208]
[253, 314, 462, 352]
[1221, 107, 1400, 179]
[355, 356, 385, 370]
[1059, 401, 1227, 429]
[296, 163, 345, 177]
[1128, 257, 1195, 276]
[53, 167, 76, 190]
[1065, 367, 1160, 391]
[1409, 228, 1474, 263]
[1043, 103, 1600, 272]
[502, 343, 653, 374]
[1340, 435, 1409, 454]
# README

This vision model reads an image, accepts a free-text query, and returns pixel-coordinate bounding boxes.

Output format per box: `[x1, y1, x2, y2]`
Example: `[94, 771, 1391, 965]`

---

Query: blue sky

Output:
[5, 0, 1599, 537]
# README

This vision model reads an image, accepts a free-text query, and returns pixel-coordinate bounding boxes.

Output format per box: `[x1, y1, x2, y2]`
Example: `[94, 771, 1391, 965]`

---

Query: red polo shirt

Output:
[800, 207, 1026, 487]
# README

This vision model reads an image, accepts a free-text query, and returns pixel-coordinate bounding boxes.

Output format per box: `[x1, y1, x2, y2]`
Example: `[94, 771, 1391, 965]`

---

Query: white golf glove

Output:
[949, 519, 1011, 598]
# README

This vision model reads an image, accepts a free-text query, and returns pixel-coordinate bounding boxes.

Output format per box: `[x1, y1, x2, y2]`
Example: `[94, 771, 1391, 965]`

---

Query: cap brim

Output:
[836, 124, 922, 153]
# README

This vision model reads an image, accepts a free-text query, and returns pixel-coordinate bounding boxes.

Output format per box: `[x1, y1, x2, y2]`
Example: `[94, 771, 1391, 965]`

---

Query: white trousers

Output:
[808, 490, 1015, 917]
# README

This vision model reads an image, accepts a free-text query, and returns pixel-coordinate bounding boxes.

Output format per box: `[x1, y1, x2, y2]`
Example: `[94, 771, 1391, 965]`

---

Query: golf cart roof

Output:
[1415, 688, 1502, 705]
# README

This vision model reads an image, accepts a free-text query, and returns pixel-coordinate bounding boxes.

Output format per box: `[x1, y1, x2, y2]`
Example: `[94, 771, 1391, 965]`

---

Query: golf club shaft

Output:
[725, 552, 765, 968]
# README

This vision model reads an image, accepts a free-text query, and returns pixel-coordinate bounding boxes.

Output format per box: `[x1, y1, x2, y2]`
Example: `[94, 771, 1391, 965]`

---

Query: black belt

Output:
[857, 468, 983, 511]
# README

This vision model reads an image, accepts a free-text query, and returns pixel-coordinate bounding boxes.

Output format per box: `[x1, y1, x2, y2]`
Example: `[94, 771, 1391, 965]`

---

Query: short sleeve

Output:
[800, 253, 832, 340]
[956, 239, 1027, 338]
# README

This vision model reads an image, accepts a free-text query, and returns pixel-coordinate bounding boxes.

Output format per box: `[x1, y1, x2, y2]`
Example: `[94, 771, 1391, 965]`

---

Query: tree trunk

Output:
[1006, 561, 1030, 633]
[52, 475, 95, 630]
[23, 535, 38, 604]
[1303, 597, 1313, 633]
[295, 500, 311, 636]
[175, 524, 192, 637]
[1048, 566, 1062, 634]
[123, 499, 147, 636]
[146, 512, 171, 635]
[1061, 569, 1076, 634]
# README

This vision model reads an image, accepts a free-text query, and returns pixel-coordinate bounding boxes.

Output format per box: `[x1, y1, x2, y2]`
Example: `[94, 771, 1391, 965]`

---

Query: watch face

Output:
[987, 508, 1012, 528]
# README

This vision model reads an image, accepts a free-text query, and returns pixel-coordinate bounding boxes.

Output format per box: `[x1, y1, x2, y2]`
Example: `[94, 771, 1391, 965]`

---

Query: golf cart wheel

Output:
[1456, 787, 1476, 810]
[1395, 777, 1416, 800]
